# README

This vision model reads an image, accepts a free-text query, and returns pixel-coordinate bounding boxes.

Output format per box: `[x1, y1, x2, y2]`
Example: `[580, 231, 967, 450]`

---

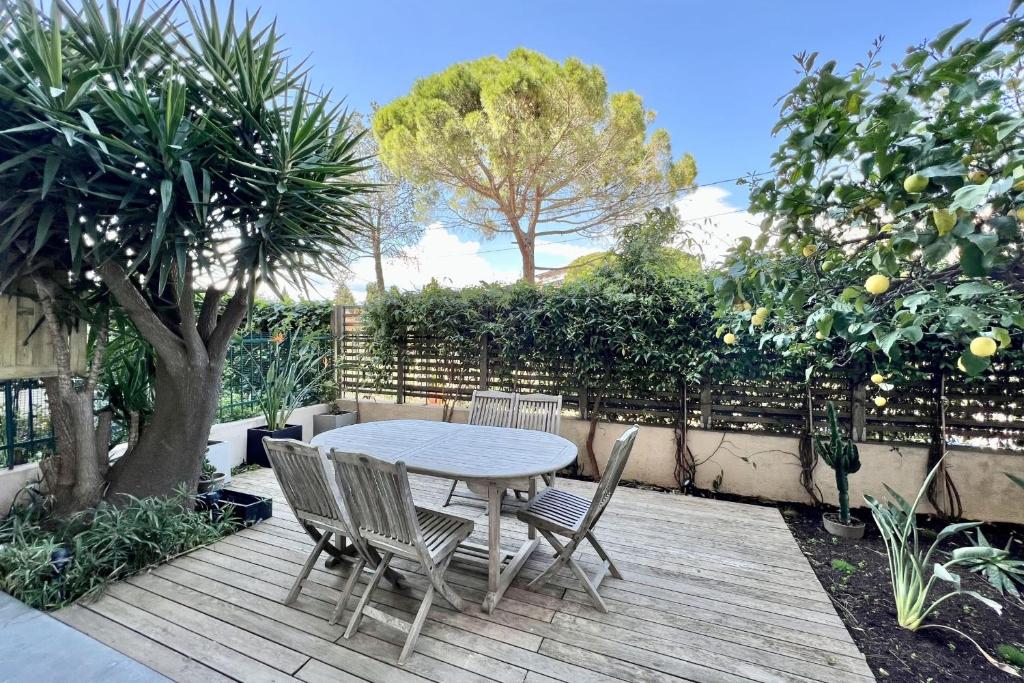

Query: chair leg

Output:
[330, 557, 365, 625]
[544, 532, 606, 610]
[541, 472, 555, 487]
[344, 552, 392, 638]
[586, 530, 622, 579]
[398, 584, 434, 665]
[426, 555, 464, 611]
[286, 530, 332, 604]
[442, 479, 459, 507]
[528, 529, 576, 590]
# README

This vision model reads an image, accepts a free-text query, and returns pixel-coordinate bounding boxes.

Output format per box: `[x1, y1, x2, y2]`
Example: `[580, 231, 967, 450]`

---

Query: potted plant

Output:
[244, 331, 327, 466]
[816, 402, 865, 539]
[198, 457, 226, 493]
[313, 394, 357, 435]
[205, 440, 233, 486]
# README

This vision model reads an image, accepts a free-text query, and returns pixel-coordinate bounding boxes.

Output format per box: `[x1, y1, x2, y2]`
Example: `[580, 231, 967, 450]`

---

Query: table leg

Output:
[478, 478, 540, 614]
[528, 477, 537, 540]
[486, 481, 501, 605]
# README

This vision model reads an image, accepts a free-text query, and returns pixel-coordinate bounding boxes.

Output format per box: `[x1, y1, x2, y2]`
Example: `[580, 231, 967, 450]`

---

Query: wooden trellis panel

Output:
[0, 295, 87, 381]
[333, 305, 1024, 450]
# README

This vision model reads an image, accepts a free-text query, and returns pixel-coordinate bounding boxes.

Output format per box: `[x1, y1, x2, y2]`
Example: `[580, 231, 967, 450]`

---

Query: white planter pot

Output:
[205, 440, 233, 485]
[313, 412, 357, 436]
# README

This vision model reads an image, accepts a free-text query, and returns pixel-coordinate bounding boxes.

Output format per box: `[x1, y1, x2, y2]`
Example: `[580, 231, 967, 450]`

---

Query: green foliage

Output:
[959, 529, 1024, 599]
[247, 332, 330, 431]
[865, 458, 1004, 630]
[0, 491, 236, 610]
[374, 47, 696, 279]
[998, 644, 1024, 668]
[715, 14, 1024, 380]
[362, 264, 718, 400]
[564, 208, 702, 283]
[0, 0, 370, 302]
[831, 558, 857, 575]
[242, 299, 335, 337]
[816, 402, 862, 524]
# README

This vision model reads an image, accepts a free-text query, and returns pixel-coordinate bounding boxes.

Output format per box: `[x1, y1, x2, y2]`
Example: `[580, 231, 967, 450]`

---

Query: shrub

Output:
[0, 492, 236, 610]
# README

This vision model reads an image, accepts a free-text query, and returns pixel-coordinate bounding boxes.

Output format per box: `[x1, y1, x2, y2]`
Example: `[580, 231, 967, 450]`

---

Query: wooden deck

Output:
[56, 469, 875, 683]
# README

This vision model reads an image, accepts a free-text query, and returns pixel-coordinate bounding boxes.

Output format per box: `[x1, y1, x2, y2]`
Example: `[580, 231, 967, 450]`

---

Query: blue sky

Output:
[231, 0, 1008, 297]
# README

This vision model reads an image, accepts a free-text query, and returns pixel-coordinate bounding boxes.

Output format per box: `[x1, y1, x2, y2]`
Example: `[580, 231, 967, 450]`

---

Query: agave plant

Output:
[865, 458, 1004, 631]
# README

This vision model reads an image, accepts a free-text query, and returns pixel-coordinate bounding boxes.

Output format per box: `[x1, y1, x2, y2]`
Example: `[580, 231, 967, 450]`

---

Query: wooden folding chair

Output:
[329, 449, 473, 665]
[515, 424, 639, 613]
[261, 438, 403, 609]
[442, 389, 517, 507]
[511, 392, 563, 494]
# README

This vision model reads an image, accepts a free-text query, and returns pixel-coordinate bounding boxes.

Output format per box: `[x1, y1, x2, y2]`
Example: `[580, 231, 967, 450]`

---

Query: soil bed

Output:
[783, 504, 1024, 682]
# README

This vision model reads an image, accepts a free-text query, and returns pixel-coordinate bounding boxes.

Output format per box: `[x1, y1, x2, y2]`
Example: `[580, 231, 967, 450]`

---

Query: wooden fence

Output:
[333, 306, 1024, 450]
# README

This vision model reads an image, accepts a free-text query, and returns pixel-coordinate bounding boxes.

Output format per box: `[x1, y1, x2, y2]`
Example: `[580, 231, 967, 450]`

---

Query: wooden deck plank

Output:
[55, 467, 872, 683]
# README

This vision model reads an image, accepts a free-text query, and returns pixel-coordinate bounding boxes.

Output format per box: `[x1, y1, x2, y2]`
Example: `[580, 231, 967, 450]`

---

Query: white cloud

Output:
[534, 237, 607, 265]
[674, 185, 763, 266]
[347, 225, 520, 301]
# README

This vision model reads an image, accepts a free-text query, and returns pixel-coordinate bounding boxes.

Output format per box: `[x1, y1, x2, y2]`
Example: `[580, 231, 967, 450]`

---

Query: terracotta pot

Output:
[822, 512, 866, 540]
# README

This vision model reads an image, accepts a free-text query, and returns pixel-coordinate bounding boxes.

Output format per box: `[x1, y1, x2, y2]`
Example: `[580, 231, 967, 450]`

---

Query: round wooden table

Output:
[311, 419, 578, 613]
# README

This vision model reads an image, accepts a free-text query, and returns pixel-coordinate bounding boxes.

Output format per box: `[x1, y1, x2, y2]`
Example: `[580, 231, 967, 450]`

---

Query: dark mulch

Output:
[783, 504, 1024, 682]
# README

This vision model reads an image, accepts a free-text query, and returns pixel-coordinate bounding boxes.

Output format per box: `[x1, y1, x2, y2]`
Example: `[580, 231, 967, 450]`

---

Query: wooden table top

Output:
[310, 419, 577, 481]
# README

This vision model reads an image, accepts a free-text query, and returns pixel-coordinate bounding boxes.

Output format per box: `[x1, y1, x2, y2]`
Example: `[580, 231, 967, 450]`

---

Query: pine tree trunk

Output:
[521, 244, 535, 283]
[104, 354, 222, 500]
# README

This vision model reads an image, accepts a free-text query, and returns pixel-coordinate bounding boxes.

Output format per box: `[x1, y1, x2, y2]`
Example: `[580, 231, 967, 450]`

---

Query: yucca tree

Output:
[0, 0, 370, 508]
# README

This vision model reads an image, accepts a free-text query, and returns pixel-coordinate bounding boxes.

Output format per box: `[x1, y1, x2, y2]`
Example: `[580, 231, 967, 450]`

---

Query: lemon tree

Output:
[715, 11, 1024, 381]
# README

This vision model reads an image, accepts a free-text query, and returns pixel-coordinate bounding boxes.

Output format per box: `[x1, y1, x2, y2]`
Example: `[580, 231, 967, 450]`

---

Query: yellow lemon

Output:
[742, 302, 752, 311]
[969, 336, 997, 358]
[903, 173, 928, 193]
[815, 331, 825, 340]
[755, 307, 769, 318]
[751, 314, 765, 327]
[873, 396, 888, 407]
[865, 274, 890, 295]
[802, 244, 818, 257]
[1015, 207, 1024, 221]
[968, 169, 989, 183]
[871, 373, 885, 384]
[933, 209, 956, 236]
[957, 357, 967, 373]
[723, 333, 737, 345]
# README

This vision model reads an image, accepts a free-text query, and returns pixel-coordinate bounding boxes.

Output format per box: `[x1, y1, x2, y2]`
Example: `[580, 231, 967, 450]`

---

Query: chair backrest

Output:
[581, 425, 639, 533]
[262, 438, 351, 534]
[468, 390, 517, 427]
[513, 393, 562, 435]
[329, 449, 423, 559]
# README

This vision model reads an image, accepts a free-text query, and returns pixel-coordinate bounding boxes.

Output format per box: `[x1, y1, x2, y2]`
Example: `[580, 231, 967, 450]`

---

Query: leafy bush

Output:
[0, 492, 236, 610]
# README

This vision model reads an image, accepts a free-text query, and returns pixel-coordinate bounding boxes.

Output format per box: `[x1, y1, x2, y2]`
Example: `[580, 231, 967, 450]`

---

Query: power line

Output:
[419, 170, 770, 235]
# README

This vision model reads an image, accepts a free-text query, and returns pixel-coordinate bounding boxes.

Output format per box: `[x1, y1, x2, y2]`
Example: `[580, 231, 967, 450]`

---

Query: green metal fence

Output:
[1, 334, 335, 469]
[1, 379, 54, 469]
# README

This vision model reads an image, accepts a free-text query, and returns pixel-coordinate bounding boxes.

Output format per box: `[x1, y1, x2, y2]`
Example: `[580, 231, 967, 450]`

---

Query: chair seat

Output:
[416, 507, 474, 558]
[516, 488, 590, 535]
[361, 506, 473, 561]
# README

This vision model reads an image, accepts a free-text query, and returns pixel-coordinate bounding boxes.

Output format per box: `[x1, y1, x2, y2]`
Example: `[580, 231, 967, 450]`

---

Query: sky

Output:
[228, 0, 1010, 300]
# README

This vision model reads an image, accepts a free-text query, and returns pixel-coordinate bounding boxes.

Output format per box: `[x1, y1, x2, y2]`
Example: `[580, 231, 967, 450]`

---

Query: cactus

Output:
[815, 402, 861, 525]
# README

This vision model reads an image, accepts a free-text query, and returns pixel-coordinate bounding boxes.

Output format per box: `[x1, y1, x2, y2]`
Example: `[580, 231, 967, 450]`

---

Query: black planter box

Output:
[246, 424, 302, 466]
[217, 489, 272, 527]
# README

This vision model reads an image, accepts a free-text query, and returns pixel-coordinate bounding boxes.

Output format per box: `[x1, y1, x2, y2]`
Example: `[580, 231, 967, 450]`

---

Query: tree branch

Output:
[96, 260, 184, 359]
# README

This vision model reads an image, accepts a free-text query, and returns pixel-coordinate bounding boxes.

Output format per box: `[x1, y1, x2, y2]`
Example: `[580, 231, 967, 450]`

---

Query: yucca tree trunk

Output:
[31, 277, 112, 516]
[104, 354, 222, 500]
[97, 261, 254, 503]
